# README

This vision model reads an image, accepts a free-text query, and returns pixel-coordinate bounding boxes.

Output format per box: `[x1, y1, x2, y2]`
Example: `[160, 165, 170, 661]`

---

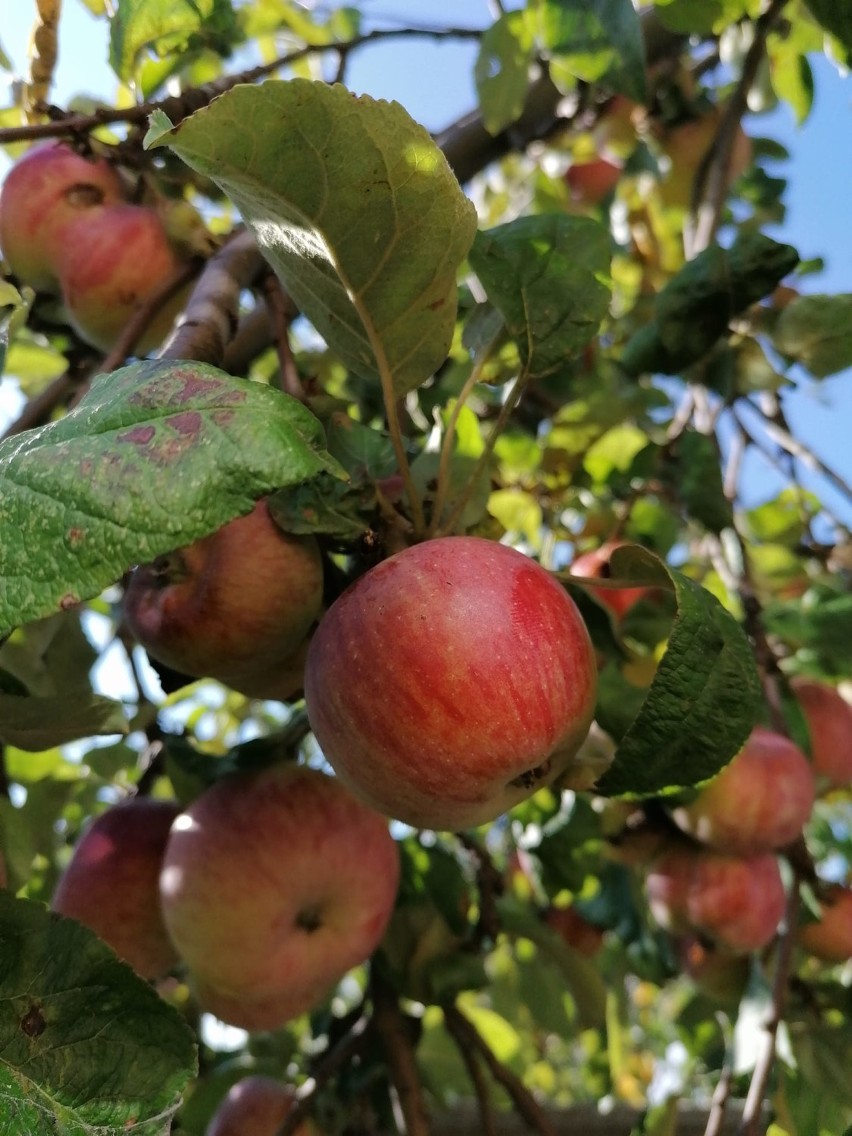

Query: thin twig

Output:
[747, 397, 852, 507]
[370, 969, 431, 1136]
[443, 1008, 498, 1136]
[276, 1014, 373, 1136]
[261, 273, 305, 401]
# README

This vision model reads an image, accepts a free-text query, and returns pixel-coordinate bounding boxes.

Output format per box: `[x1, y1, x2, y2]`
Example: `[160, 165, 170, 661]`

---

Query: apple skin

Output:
[568, 541, 650, 620]
[54, 202, 190, 353]
[670, 726, 815, 855]
[797, 885, 852, 964]
[564, 156, 622, 206]
[0, 141, 125, 292]
[51, 797, 181, 980]
[790, 677, 852, 789]
[645, 844, 786, 953]
[159, 763, 399, 1031]
[123, 499, 323, 701]
[205, 1076, 319, 1136]
[303, 536, 598, 831]
[543, 904, 605, 958]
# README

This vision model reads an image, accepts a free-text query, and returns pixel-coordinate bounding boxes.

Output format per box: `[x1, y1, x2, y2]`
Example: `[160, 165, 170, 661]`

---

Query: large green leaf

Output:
[109, 0, 238, 81]
[771, 293, 852, 378]
[147, 80, 478, 396]
[0, 893, 196, 1135]
[0, 691, 128, 751]
[536, 0, 648, 103]
[590, 546, 762, 797]
[805, 0, 852, 55]
[0, 359, 343, 636]
[468, 214, 612, 378]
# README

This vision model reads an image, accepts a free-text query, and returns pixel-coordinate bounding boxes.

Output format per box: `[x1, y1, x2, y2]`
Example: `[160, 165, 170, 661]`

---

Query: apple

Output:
[54, 201, 190, 353]
[655, 106, 752, 211]
[51, 796, 181, 980]
[123, 499, 323, 701]
[645, 843, 786, 953]
[543, 903, 605, 958]
[564, 156, 623, 206]
[797, 884, 852, 964]
[303, 536, 598, 831]
[205, 1076, 319, 1136]
[159, 763, 399, 1031]
[679, 935, 750, 1006]
[670, 726, 815, 855]
[790, 677, 852, 789]
[0, 141, 126, 292]
[568, 540, 651, 620]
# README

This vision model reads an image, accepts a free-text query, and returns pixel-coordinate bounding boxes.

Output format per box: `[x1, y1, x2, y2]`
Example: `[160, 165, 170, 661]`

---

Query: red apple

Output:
[205, 1076, 319, 1136]
[123, 499, 323, 701]
[670, 726, 815, 855]
[797, 884, 852, 964]
[790, 677, 852, 789]
[52, 796, 181, 979]
[564, 156, 623, 206]
[568, 541, 651, 620]
[543, 904, 605, 958]
[303, 536, 598, 831]
[159, 763, 399, 1031]
[645, 843, 786, 953]
[55, 201, 190, 353]
[0, 141, 125, 292]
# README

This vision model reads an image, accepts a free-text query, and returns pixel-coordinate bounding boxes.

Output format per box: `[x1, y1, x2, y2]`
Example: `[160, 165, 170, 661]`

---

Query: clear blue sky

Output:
[2, 1, 850, 527]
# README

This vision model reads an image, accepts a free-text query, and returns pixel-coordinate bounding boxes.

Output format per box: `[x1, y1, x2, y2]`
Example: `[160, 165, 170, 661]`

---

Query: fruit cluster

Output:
[0, 141, 192, 352]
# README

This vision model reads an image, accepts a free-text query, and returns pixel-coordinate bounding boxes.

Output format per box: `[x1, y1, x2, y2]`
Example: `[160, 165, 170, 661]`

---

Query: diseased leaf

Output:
[590, 545, 762, 797]
[536, 0, 648, 103]
[0, 359, 344, 636]
[475, 10, 535, 135]
[148, 80, 477, 396]
[469, 215, 612, 378]
[0, 892, 196, 1135]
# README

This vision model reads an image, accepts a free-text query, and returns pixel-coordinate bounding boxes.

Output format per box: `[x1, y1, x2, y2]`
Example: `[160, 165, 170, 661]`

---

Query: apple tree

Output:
[0, 2, 851, 1134]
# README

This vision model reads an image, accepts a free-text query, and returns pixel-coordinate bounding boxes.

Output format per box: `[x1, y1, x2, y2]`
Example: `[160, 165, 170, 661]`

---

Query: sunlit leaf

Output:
[109, 0, 238, 81]
[475, 10, 535, 134]
[537, 0, 648, 103]
[771, 293, 852, 377]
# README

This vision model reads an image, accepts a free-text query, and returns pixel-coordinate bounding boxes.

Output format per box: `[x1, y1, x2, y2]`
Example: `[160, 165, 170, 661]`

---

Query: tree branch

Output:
[370, 969, 431, 1136]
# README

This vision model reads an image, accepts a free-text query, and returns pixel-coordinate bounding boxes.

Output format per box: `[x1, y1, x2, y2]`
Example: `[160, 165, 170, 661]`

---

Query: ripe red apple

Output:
[159, 763, 399, 1031]
[568, 540, 651, 620]
[564, 156, 623, 206]
[123, 499, 323, 701]
[790, 677, 852, 789]
[205, 1076, 319, 1136]
[54, 201, 190, 353]
[670, 726, 815, 855]
[543, 904, 605, 958]
[797, 884, 852, 964]
[645, 843, 786, 953]
[303, 536, 598, 831]
[0, 141, 126, 292]
[52, 796, 181, 980]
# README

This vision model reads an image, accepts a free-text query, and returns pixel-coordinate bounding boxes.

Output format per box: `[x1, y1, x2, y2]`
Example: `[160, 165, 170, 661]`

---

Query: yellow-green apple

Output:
[303, 536, 598, 831]
[564, 156, 623, 206]
[52, 796, 181, 979]
[568, 540, 651, 620]
[159, 763, 399, 1031]
[797, 884, 852, 964]
[790, 677, 852, 789]
[123, 499, 323, 701]
[670, 726, 815, 855]
[205, 1076, 319, 1136]
[55, 201, 190, 353]
[645, 843, 785, 953]
[543, 903, 605, 957]
[0, 141, 125, 292]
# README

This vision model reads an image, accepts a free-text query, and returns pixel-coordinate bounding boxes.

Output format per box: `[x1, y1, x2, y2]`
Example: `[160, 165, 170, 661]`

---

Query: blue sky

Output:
[2, 1, 850, 526]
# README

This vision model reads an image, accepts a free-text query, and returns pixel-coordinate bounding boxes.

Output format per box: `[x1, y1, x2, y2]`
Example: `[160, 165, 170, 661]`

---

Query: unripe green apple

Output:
[798, 884, 852, 964]
[0, 141, 125, 292]
[645, 843, 785, 953]
[790, 677, 852, 789]
[159, 763, 399, 1031]
[670, 726, 815, 855]
[304, 536, 598, 831]
[123, 500, 323, 701]
[52, 796, 181, 980]
[205, 1076, 320, 1136]
[55, 201, 190, 353]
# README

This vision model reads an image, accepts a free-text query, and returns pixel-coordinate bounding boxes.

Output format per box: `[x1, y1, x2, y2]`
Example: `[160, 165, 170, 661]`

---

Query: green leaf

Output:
[763, 589, 852, 675]
[0, 692, 128, 751]
[0, 359, 344, 637]
[0, 892, 196, 1135]
[663, 429, 733, 533]
[475, 11, 535, 134]
[805, 0, 852, 53]
[469, 215, 612, 378]
[148, 80, 477, 396]
[592, 545, 762, 797]
[771, 294, 852, 377]
[536, 0, 648, 103]
[109, 0, 238, 81]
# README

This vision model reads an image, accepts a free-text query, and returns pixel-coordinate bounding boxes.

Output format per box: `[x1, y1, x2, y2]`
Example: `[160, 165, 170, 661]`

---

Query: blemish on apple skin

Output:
[59, 593, 80, 611]
[118, 424, 156, 446]
[509, 757, 552, 791]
